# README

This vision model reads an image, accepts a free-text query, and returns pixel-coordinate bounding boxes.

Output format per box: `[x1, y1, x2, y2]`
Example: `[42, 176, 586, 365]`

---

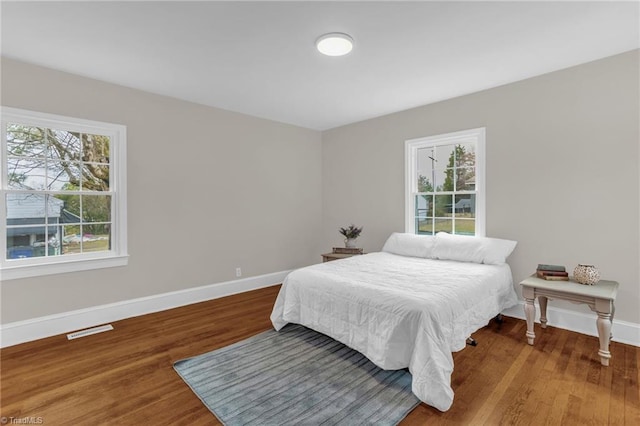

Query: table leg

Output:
[538, 296, 548, 329]
[524, 297, 536, 345]
[596, 312, 612, 366]
[610, 304, 615, 339]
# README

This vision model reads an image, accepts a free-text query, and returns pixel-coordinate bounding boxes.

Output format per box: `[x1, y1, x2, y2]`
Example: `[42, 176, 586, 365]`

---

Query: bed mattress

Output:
[270, 252, 518, 411]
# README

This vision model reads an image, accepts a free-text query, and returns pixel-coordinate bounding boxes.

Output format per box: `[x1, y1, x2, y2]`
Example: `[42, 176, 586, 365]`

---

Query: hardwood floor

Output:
[1, 285, 638, 425]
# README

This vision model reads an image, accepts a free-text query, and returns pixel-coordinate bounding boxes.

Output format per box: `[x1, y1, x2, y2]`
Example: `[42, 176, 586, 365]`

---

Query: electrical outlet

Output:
[235, 267, 242, 277]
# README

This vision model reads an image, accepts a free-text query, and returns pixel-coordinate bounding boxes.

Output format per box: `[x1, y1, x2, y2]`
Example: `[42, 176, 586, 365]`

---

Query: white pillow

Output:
[432, 232, 517, 265]
[433, 232, 485, 263]
[381, 232, 435, 258]
[482, 237, 518, 265]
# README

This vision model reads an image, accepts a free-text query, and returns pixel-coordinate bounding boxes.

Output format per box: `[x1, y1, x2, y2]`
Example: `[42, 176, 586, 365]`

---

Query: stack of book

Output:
[536, 264, 569, 281]
[332, 247, 364, 255]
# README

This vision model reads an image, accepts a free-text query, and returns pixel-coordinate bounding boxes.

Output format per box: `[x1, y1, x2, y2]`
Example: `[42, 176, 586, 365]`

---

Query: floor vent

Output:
[67, 324, 114, 340]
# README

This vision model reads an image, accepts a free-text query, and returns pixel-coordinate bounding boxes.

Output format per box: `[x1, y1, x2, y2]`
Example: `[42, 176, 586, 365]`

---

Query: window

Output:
[405, 128, 485, 236]
[1, 107, 127, 280]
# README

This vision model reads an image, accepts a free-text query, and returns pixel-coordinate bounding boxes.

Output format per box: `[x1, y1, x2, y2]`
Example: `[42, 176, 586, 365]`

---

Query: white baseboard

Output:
[3, 279, 638, 349]
[502, 301, 640, 347]
[0, 270, 290, 348]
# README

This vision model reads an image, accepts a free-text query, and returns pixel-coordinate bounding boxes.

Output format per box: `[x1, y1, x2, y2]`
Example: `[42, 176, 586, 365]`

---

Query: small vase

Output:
[573, 264, 600, 285]
[345, 238, 357, 248]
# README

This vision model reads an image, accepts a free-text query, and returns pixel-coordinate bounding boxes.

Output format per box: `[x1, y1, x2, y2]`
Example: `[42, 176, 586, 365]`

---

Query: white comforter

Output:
[270, 252, 518, 411]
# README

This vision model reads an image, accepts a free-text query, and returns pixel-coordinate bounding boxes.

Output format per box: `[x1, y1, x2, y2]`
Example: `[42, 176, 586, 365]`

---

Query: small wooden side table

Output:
[321, 252, 363, 262]
[322, 247, 364, 262]
[520, 275, 618, 366]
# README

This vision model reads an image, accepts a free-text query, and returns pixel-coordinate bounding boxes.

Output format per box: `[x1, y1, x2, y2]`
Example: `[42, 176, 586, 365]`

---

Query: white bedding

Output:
[270, 252, 518, 411]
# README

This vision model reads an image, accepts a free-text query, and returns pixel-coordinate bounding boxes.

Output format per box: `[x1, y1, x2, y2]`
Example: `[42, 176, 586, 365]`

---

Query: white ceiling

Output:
[1, 1, 638, 130]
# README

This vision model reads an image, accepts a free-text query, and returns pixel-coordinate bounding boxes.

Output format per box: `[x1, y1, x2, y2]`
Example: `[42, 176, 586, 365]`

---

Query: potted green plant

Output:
[339, 224, 363, 248]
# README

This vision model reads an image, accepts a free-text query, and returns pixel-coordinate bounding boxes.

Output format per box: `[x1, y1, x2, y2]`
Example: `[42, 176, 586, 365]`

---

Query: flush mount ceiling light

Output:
[316, 33, 354, 56]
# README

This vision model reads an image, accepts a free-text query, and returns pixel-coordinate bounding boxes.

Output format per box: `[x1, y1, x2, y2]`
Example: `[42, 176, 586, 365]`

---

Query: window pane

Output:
[7, 158, 46, 190]
[417, 148, 435, 191]
[415, 194, 432, 218]
[433, 169, 447, 191]
[82, 195, 111, 222]
[32, 227, 61, 257]
[82, 134, 110, 164]
[454, 219, 475, 236]
[81, 224, 111, 253]
[7, 125, 46, 158]
[439, 167, 455, 192]
[453, 194, 475, 218]
[456, 167, 476, 191]
[456, 143, 476, 167]
[435, 144, 454, 165]
[416, 218, 433, 235]
[6, 193, 46, 227]
[434, 219, 452, 234]
[61, 224, 82, 255]
[47, 130, 81, 161]
[55, 194, 81, 219]
[417, 173, 434, 192]
[434, 194, 453, 217]
[7, 231, 44, 259]
[47, 161, 82, 190]
[81, 163, 110, 191]
[418, 150, 448, 190]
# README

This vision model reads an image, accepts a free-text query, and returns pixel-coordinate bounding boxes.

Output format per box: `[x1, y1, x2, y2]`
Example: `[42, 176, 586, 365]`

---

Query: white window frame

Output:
[1, 107, 128, 280]
[405, 127, 486, 237]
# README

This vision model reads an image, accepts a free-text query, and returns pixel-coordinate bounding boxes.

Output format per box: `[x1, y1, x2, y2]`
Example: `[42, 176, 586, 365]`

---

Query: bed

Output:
[270, 232, 519, 412]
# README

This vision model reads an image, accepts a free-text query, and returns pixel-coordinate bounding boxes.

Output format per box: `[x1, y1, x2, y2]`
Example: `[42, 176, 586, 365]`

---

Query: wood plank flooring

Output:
[1, 285, 639, 425]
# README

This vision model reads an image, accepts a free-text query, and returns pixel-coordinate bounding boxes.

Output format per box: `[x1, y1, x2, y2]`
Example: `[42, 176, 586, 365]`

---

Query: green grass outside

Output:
[418, 218, 475, 235]
[63, 237, 110, 254]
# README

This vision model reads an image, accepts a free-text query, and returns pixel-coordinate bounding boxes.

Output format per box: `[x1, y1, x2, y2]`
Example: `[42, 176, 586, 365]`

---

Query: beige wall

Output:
[322, 50, 640, 324]
[1, 58, 323, 323]
[2, 50, 639, 327]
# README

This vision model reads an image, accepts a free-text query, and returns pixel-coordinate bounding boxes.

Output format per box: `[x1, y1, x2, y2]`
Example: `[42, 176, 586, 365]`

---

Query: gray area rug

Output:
[174, 324, 420, 425]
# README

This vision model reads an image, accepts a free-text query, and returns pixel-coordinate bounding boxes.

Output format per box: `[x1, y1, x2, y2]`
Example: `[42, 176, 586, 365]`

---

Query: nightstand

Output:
[519, 274, 618, 366]
[321, 247, 364, 262]
[321, 252, 359, 262]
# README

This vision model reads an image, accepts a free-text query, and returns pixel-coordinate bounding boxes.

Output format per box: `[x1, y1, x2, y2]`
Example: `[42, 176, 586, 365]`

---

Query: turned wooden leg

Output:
[538, 296, 548, 329]
[596, 312, 612, 366]
[610, 304, 615, 340]
[524, 297, 536, 345]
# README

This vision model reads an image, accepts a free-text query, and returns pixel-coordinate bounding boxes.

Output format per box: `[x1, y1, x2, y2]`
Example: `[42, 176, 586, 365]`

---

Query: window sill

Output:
[0, 255, 129, 281]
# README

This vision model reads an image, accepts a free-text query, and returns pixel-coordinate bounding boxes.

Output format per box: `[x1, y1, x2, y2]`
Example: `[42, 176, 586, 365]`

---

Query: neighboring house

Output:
[450, 198, 473, 213]
[6, 194, 80, 258]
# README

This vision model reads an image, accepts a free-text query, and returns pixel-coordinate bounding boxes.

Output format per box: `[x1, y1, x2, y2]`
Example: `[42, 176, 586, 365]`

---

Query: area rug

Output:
[173, 324, 420, 425]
